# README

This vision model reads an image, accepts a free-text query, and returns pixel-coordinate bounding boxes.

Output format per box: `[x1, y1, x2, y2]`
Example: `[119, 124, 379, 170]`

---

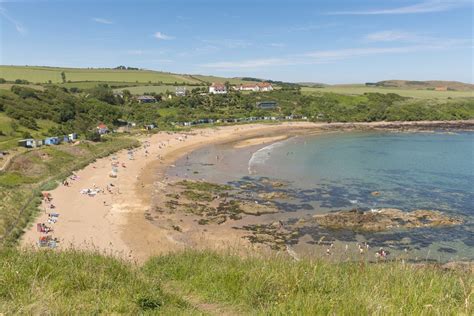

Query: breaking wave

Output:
[248, 138, 290, 174]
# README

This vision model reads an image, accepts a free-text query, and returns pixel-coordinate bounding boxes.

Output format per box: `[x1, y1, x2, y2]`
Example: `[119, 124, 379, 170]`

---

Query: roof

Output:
[211, 83, 226, 89]
[241, 83, 257, 88]
[97, 123, 107, 129]
[256, 82, 272, 88]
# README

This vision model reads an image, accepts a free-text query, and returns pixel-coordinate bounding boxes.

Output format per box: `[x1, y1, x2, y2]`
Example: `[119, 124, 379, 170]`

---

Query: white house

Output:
[256, 82, 273, 91]
[239, 83, 259, 92]
[238, 82, 273, 92]
[209, 83, 227, 94]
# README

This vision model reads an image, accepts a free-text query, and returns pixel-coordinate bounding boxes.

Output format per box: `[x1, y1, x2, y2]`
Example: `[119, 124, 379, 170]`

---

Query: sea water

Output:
[170, 131, 474, 261]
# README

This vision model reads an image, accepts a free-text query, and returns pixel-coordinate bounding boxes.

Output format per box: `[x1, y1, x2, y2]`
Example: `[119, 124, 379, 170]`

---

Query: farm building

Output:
[175, 87, 187, 96]
[137, 95, 157, 103]
[97, 123, 109, 135]
[44, 137, 60, 145]
[256, 101, 278, 109]
[209, 83, 227, 94]
[435, 86, 448, 91]
[18, 139, 38, 148]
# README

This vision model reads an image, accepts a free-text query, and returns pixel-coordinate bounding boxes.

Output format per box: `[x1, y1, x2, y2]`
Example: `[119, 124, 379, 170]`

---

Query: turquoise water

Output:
[171, 131, 474, 261]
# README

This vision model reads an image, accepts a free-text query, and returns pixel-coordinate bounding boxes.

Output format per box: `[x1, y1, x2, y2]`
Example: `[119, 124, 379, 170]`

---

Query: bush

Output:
[85, 131, 101, 142]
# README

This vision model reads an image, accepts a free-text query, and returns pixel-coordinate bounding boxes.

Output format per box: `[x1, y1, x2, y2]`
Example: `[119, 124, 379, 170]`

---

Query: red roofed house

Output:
[239, 83, 259, 92]
[209, 83, 227, 94]
[97, 123, 109, 135]
[238, 82, 273, 92]
[256, 82, 273, 92]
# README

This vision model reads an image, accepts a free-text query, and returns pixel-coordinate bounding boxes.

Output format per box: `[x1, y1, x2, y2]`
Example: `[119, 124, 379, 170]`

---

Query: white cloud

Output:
[201, 38, 251, 49]
[0, 7, 27, 34]
[127, 50, 144, 55]
[329, 0, 469, 15]
[269, 43, 286, 48]
[154, 32, 174, 40]
[200, 42, 468, 71]
[92, 17, 113, 24]
[303, 47, 426, 60]
[365, 31, 418, 42]
[201, 58, 292, 70]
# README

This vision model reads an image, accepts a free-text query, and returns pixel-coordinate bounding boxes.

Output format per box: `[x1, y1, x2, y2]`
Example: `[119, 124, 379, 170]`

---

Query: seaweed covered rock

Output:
[313, 208, 462, 232]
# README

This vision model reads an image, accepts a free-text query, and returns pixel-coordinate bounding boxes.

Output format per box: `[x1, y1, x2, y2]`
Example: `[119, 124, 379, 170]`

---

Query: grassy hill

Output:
[0, 65, 261, 86]
[375, 80, 474, 91]
[301, 85, 474, 99]
[1, 249, 471, 314]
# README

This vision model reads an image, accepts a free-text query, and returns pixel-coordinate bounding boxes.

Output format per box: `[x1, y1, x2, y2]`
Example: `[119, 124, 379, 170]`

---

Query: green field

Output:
[302, 85, 474, 99]
[0, 66, 205, 84]
[0, 66, 260, 86]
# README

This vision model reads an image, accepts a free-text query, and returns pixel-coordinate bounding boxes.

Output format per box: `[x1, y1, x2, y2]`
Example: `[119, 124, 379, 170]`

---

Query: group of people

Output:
[37, 194, 60, 248]
[324, 242, 390, 260]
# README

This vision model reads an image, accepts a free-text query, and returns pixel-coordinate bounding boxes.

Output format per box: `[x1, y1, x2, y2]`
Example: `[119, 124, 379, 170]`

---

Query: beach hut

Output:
[18, 139, 36, 148]
[68, 133, 78, 141]
[44, 137, 60, 145]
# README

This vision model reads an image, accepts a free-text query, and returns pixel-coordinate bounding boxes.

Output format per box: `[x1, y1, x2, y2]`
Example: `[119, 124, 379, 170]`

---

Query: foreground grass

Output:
[1, 249, 470, 315]
[0, 249, 190, 314]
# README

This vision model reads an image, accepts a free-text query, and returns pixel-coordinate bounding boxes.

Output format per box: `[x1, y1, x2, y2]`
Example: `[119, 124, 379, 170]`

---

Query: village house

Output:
[136, 95, 157, 103]
[239, 83, 259, 92]
[209, 83, 227, 94]
[238, 82, 273, 92]
[256, 82, 273, 91]
[97, 123, 109, 135]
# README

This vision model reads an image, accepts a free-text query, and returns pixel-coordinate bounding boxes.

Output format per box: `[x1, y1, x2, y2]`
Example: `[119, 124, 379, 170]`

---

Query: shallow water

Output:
[169, 131, 474, 262]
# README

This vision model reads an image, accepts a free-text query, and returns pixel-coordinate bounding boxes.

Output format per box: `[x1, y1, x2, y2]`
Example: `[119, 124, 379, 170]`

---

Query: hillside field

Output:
[0, 66, 260, 86]
[302, 85, 474, 99]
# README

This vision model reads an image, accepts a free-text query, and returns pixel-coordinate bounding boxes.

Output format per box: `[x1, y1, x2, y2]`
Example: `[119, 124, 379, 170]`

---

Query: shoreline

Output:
[20, 120, 474, 262]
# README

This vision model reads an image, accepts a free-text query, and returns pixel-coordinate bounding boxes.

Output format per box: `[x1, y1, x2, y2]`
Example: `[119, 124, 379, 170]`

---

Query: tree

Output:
[61, 71, 66, 83]
[0, 78, 6, 84]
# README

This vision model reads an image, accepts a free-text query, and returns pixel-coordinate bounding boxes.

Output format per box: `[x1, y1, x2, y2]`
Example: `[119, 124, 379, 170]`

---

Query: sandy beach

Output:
[20, 120, 474, 262]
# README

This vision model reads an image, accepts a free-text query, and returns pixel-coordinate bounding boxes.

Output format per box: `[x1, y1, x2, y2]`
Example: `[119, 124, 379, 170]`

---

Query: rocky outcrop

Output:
[313, 208, 462, 232]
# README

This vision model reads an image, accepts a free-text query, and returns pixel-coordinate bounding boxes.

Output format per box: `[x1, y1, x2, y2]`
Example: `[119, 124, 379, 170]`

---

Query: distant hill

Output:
[372, 80, 474, 91]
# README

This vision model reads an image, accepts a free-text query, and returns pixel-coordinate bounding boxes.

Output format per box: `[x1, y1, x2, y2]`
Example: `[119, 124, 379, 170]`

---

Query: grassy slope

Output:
[0, 249, 471, 314]
[301, 86, 474, 99]
[0, 112, 61, 151]
[0, 66, 258, 86]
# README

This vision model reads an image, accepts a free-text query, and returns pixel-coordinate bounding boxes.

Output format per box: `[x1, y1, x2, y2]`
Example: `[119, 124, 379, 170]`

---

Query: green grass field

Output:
[0, 66, 204, 84]
[0, 66, 260, 86]
[0, 248, 471, 314]
[302, 85, 474, 99]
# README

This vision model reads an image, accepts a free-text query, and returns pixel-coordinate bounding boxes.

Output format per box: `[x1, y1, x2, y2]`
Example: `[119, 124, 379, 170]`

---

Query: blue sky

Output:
[0, 0, 472, 83]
